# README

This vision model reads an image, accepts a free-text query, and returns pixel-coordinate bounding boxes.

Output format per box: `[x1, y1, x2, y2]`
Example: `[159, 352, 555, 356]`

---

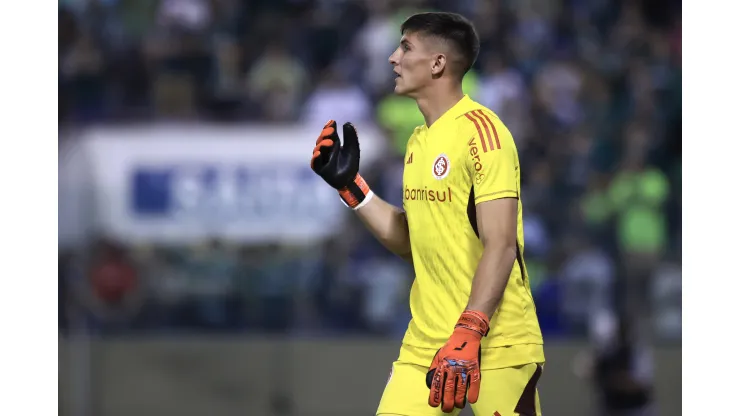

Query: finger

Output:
[316, 126, 335, 144]
[428, 368, 443, 407]
[316, 138, 333, 150]
[341, 122, 358, 147]
[341, 122, 360, 159]
[316, 120, 337, 145]
[441, 367, 457, 413]
[426, 349, 442, 390]
[467, 368, 481, 404]
[311, 150, 321, 169]
[426, 369, 435, 390]
[454, 371, 467, 409]
[312, 137, 339, 172]
[313, 138, 334, 157]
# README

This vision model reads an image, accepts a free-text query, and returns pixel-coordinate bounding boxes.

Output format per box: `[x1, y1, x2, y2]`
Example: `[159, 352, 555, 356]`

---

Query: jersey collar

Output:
[425, 94, 474, 131]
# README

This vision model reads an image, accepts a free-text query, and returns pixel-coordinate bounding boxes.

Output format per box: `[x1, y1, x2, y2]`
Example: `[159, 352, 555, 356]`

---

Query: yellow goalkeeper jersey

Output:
[398, 95, 544, 370]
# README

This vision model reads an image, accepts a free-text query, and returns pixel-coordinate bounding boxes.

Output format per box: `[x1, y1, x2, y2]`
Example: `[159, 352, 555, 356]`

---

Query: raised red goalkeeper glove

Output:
[426, 309, 490, 413]
[310, 120, 373, 209]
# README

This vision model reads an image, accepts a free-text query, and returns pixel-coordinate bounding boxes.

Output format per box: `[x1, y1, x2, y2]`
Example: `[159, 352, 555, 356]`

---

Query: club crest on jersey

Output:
[432, 154, 451, 180]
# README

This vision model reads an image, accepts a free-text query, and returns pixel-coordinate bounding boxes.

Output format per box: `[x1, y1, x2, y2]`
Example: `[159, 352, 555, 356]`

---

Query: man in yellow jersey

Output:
[310, 12, 544, 416]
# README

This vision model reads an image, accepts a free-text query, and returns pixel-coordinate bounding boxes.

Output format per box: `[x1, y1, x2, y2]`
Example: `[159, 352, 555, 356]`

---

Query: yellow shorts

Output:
[376, 359, 543, 416]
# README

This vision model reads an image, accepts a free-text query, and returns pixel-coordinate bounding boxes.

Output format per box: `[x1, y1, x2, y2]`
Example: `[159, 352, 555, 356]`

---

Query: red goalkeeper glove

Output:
[426, 309, 490, 413]
[310, 120, 374, 209]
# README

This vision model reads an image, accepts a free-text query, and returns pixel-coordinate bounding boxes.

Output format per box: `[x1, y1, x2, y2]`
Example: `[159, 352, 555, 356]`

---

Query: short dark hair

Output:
[400, 12, 480, 77]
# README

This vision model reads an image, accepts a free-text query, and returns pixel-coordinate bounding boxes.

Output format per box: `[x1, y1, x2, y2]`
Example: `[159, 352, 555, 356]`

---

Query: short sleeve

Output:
[462, 110, 519, 204]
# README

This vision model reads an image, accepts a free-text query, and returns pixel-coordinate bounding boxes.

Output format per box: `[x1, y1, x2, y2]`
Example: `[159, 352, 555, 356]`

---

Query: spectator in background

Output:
[182, 239, 239, 331]
[157, 0, 212, 34]
[532, 51, 585, 129]
[319, 238, 367, 333]
[476, 53, 529, 141]
[353, 0, 399, 100]
[358, 256, 411, 336]
[129, 244, 185, 331]
[562, 127, 597, 196]
[579, 74, 616, 160]
[251, 244, 297, 333]
[581, 173, 615, 244]
[235, 243, 326, 333]
[560, 234, 617, 333]
[575, 311, 655, 416]
[208, 35, 246, 119]
[301, 3, 342, 74]
[650, 260, 681, 339]
[522, 160, 556, 218]
[290, 245, 327, 333]
[609, 123, 670, 315]
[247, 40, 308, 122]
[301, 67, 372, 127]
[146, 0, 215, 119]
[521, 213, 551, 290]
[60, 29, 108, 122]
[80, 239, 143, 333]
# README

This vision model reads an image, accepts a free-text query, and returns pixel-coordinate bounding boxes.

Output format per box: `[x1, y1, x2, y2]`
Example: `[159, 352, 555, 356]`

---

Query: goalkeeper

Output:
[310, 12, 544, 416]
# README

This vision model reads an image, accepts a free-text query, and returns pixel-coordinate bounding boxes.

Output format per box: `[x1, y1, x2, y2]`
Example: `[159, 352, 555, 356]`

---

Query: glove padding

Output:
[426, 310, 490, 413]
[311, 120, 372, 209]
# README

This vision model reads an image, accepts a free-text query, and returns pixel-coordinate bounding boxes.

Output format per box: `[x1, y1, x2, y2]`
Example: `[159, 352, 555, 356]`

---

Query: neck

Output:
[415, 84, 465, 128]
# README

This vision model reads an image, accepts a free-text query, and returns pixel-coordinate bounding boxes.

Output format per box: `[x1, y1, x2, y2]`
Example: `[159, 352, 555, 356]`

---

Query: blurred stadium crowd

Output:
[58, 0, 681, 341]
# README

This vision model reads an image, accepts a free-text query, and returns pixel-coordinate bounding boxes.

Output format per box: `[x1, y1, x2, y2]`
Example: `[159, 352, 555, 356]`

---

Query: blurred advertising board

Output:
[59, 124, 387, 247]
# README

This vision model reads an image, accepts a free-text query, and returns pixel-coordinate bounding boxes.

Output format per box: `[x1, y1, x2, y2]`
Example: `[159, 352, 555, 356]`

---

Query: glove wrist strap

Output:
[338, 174, 374, 210]
[455, 309, 490, 338]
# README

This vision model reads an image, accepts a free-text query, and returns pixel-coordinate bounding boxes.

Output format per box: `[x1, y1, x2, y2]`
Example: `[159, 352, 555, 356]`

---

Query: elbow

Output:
[503, 245, 518, 264]
[483, 240, 518, 263]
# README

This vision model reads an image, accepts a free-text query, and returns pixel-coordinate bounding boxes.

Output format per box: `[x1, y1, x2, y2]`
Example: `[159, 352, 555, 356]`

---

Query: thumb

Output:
[341, 122, 360, 160]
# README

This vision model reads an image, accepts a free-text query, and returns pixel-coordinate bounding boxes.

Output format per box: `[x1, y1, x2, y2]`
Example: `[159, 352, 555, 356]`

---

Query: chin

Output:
[393, 83, 412, 97]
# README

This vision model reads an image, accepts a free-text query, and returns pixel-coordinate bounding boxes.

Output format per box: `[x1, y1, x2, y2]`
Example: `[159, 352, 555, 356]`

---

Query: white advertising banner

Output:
[58, 123, 387, 246]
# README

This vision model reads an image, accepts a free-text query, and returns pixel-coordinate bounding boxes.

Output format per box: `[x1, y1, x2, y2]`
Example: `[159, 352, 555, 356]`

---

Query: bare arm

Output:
[466, 198, 519, 317]
[355, 196, 412, 262]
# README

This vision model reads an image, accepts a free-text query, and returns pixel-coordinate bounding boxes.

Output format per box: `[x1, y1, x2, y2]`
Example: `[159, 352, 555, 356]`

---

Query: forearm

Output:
[355, 196, 412, 262]
[466, 243, 517, 318]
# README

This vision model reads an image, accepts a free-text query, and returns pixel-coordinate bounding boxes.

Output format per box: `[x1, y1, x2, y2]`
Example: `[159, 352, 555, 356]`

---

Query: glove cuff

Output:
[338, 174, 374, 210]
[455, 309, 490, 338]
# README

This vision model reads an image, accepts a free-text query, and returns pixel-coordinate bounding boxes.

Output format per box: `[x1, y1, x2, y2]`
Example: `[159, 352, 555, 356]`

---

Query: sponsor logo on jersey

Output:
[404, 186, 453, 203]
[432, 154, 451, 180]
[468, 137, 486, 184]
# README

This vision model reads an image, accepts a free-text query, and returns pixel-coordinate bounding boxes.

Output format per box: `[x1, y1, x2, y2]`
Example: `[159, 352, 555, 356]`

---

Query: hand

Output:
[310, 120, 373, 209]
[311, 120, 360, 190]
[426, 310, 490, 413]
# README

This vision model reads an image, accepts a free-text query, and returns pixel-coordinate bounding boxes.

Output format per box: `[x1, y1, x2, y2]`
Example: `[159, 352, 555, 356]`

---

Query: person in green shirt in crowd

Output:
[582, 125, 670, 317]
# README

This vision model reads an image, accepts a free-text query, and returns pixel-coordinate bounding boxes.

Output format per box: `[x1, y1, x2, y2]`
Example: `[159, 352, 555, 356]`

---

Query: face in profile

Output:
[388, 31, 442, 97]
